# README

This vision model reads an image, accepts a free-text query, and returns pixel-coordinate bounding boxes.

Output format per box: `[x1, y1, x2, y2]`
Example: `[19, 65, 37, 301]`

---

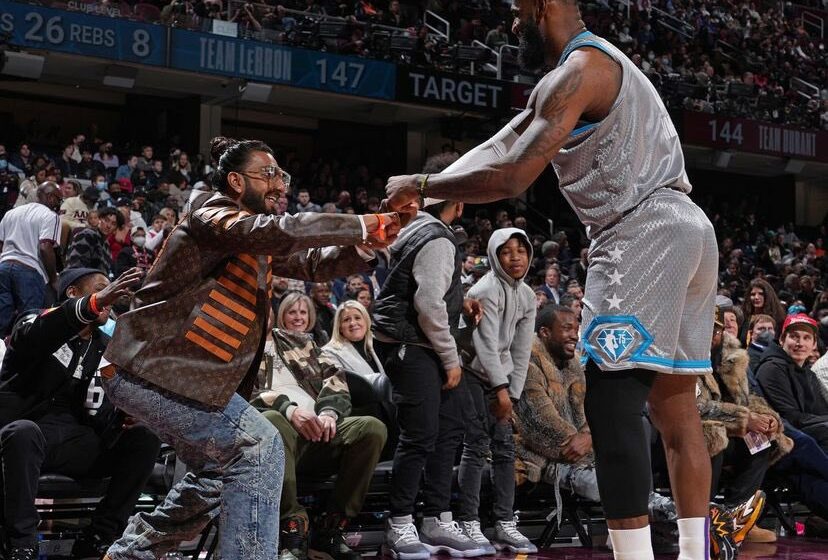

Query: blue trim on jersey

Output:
[570, 122, 599, 137]
[632, 356, 712, 369]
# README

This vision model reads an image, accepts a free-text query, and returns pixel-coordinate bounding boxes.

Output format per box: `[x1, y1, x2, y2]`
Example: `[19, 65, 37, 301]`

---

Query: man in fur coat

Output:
[697, 310, 793, 543]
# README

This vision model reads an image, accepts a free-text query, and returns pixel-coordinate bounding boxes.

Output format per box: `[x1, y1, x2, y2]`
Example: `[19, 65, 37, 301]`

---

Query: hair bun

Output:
[210, 136, 238, 163]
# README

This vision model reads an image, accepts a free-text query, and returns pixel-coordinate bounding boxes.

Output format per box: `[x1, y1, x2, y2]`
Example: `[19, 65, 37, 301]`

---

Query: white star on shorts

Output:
[608, 246, 625, 262]
[606, 293, 624, 310]
[607, 269, 625, 285]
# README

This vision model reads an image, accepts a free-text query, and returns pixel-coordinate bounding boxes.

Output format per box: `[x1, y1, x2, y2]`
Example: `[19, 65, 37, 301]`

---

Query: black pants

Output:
[0, 412, 161, 548]
[710, 437, 772, 506]
[376, 341, 465, 517]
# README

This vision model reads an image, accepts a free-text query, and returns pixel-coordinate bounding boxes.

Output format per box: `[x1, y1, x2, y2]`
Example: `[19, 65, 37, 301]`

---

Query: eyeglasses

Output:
[238, 165, 291, 190]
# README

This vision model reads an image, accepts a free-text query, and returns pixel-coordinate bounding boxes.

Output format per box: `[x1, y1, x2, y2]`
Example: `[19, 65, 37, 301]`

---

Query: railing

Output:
[470, 40, 498, 77]
[790, 77, 821, 100]
[424, 9, 449, 43]
[497, 44, 520, 81]
[802, 11, 825, 39]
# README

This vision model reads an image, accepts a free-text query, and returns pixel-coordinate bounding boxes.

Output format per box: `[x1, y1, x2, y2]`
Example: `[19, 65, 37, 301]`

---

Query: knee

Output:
[0, 420, 45, 455]
[359, 417, 388, 448]
[121, 426, 162, 459]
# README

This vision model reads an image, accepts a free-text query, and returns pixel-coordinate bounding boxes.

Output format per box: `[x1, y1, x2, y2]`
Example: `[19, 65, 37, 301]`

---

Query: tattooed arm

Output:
[386, 50, 621, 206]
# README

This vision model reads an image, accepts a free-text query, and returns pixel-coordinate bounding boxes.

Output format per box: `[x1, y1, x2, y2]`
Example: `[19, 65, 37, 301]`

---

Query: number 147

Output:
[316, 59, 365, 89]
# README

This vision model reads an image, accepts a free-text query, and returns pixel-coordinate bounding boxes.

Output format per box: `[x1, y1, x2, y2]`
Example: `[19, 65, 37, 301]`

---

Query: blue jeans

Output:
[103, 372, 284, 560]
[0, 261, 46, 335]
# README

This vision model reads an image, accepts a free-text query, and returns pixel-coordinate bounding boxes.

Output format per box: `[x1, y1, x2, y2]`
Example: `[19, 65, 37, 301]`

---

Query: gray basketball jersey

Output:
[551, 32, 692, 239]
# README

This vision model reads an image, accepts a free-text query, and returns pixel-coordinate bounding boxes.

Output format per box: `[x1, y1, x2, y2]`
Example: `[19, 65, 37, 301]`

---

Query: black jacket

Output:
[755, 341, 828, 433]
[0, 297, 116, 432]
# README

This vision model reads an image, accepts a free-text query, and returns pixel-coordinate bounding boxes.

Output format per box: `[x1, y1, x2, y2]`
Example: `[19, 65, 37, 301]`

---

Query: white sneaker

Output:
[492, 518, 538, 554]
[459, 520, 497, 555]
[420, 512, 488, 557]
[382, 515, 429, 560]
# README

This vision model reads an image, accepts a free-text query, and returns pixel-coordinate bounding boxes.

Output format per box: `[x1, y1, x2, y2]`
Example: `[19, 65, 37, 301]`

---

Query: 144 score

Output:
[708, 119, 744, 145]
[315, 59, 365, 89]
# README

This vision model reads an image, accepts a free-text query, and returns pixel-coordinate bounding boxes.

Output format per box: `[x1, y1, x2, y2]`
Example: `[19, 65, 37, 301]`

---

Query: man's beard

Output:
[239, 177, 271, 214]
[518, 20, 547, 72]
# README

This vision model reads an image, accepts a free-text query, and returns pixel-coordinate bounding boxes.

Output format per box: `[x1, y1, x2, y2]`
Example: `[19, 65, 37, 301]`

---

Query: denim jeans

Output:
[0, 261, 46, 335]
[457, 374, 517, 522]
[103, 371, 284, 560]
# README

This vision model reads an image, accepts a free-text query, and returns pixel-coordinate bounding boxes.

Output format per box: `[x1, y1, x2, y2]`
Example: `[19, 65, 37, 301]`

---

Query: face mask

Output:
[98, 317, 116, 337]
[133, 236, 146, 248]
[96, 181, 107, 191]
[0, 160, 6, 170]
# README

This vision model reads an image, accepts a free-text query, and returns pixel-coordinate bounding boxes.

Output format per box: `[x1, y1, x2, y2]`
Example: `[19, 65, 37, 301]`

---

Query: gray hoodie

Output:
[467, 228, 536, 399]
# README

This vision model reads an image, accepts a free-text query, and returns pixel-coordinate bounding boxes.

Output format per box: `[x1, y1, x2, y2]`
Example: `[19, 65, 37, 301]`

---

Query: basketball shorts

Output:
[580, 188, 717, 375]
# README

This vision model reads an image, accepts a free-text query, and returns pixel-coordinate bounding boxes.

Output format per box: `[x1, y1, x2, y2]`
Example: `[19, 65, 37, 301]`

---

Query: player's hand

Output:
[291, 409, 324, 441]
[96, 268, 144, 308]
[463, 298, 483, 325]
[560, 432, 592, 463]
[443, 366, 462, 390]
[379, 198, 417, 228]
[386, 174, 421, 212]
[490, 388, 513, 422]
[319, 414, 338, 442]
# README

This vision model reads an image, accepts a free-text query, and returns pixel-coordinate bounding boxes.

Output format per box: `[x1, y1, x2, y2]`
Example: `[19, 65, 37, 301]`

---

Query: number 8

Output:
[132, 29, 150, 58]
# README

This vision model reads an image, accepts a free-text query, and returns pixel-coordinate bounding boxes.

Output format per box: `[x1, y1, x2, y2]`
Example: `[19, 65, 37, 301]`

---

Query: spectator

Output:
[514, 305, 599, 501]
[746, 314, 776, 374]
[485, 21, 509, 50]
[756, 314, 828, 451]
[115, 226, 156, 276]
[170, 151, 194, 185]
[137, 145, 154, 172]
[9, 143, 34, 177]
[699, 317, 790, 544]
[69, 133, 85, 163]
[309, 281, 335, 343]
[0, 267, 160, 560]
[145, 213, 170, 253]
[0, 182, 62, 335]
[0, 154, 20, 218]
[457, 228, 537, 554]
[252, 292, 386, 560]
[295, 188, 321, 213]
[14, 166, 48, 208]
[461, 254, 477, 287]
[323, 300, 384, 382]
[355, 287, 373, 311]
[560, 292, 582, 319]
[539, 263, 562, 304]
[115, 155, 138, 181]
[145, 159, 165, 189]
[55, 143, 79, 179]
[78, 149, 106, 181]
[741, 278, 786, 341]
[94, 142, 120, 172]
[382, 0, 409, 27]
[61, 185, 99, 231]
[569, 247, 589, 287]
[66, 206, 122, 274]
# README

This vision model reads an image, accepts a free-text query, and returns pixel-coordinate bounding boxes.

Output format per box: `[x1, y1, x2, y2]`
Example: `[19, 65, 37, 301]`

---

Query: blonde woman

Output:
[252, 291, 387, 560]
[323, 300, 384, 383]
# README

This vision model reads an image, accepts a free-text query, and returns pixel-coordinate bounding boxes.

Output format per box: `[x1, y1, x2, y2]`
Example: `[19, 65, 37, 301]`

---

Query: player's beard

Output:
[239, 176, 270, 214]
[518, 19, 547, 72]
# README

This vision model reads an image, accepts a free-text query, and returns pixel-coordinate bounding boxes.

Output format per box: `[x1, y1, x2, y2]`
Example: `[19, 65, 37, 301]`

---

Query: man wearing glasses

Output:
[100, 137, 403, 560]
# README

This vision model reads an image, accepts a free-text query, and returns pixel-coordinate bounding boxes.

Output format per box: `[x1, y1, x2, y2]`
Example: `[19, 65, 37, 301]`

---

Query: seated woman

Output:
[251, 292, 387, 560]
[322, 300, 384, 383]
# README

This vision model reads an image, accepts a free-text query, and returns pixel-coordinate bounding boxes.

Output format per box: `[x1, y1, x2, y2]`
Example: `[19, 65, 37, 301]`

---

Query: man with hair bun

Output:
[100, 137, 402, 560]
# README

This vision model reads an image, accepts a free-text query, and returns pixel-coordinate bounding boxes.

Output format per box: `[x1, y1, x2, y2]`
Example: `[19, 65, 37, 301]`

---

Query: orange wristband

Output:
[89, 294, 101, 315]
[374, 214, 387, 241]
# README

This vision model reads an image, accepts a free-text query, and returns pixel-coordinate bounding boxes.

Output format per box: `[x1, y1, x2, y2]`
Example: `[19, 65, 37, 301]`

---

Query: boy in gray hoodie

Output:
[457, 227, 537, 554]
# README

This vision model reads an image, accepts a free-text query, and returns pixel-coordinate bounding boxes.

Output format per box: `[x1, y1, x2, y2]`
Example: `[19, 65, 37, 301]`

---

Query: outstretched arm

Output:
[386, 50, 619, 206]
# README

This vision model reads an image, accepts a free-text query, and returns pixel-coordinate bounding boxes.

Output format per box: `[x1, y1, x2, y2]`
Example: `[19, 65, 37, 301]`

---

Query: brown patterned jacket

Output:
[105, 193, 370, 407]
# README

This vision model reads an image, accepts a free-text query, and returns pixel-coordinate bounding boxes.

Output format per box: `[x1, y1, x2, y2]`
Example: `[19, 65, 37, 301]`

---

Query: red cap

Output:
[781, 313, 818, 337]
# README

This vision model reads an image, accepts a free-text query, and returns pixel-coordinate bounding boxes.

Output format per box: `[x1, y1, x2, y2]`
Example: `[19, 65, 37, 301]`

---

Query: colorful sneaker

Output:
[709, 505, 737, 560]
[280, 516, 309, 560]
[492, 518, 538, 554]
[459, 520, 497, 555]
[420, 512, 488, 557]
[382, 515, 429, 560]
[727, 490, 767, 547]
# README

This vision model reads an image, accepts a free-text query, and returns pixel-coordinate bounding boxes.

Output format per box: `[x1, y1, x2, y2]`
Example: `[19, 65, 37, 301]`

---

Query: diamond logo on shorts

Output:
[582, 315, 654, 366]
[596, 327, 635, 362]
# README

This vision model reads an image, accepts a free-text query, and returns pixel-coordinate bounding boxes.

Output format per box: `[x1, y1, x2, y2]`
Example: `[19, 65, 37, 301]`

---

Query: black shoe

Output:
[7, 548, 37, 560]
[650, 520, 679, 555]
[72, 531, 113, 560]
[309, 513, 360, 560]
[280, 516, 309, 560]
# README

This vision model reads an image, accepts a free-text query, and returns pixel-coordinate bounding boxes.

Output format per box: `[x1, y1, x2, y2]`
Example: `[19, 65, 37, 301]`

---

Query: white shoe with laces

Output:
[459, 520, 497, 555]
[420, 512, 488, 557]
[382, 515, 430, 560]
[493, 518, 538, 554]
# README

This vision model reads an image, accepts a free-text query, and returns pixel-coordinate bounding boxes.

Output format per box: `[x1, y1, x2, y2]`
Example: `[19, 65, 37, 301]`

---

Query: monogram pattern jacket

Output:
[105, 193, 369, 407]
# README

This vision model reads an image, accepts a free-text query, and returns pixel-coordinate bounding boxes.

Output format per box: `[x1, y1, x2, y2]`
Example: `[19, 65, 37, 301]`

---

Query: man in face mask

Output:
[114, 226, 155, 277]
[0, 152, 20, 219]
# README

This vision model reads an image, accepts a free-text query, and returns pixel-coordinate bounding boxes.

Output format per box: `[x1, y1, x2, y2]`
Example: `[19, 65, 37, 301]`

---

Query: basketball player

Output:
[386, 1, 716, 559]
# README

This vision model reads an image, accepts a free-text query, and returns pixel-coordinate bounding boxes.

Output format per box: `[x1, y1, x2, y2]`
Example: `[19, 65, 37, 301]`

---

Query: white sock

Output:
[607, 526, 654, 560]
[677, 517, 709, 560]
